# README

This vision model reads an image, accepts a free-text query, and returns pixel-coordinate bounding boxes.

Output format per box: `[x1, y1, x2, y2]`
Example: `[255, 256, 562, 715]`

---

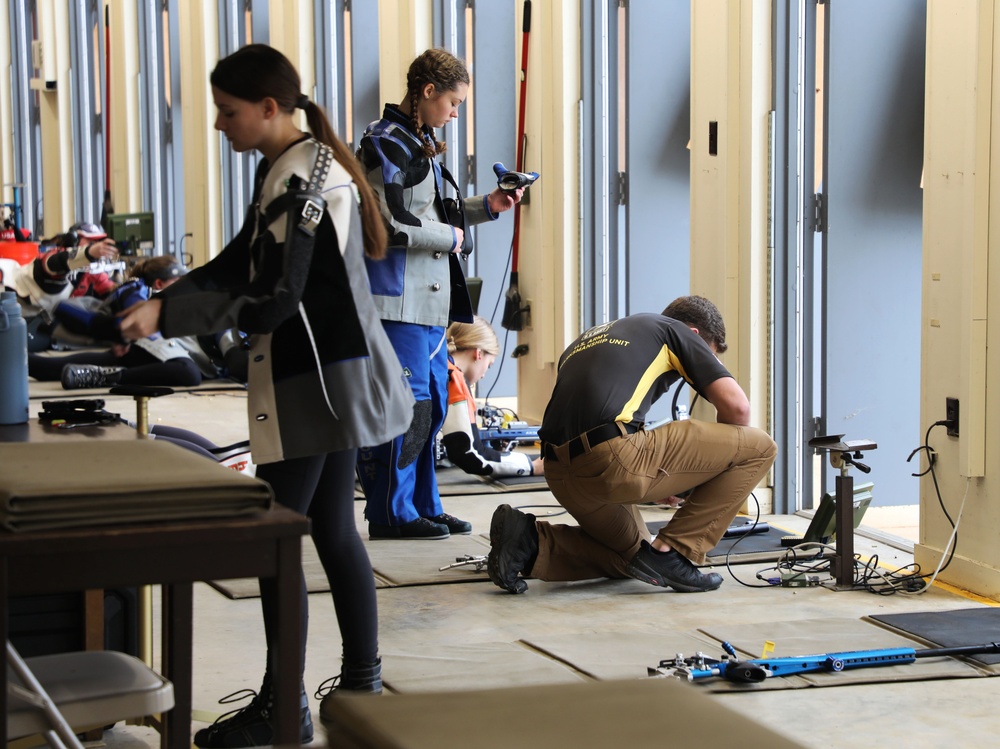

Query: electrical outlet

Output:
[946, 397, 960, 437]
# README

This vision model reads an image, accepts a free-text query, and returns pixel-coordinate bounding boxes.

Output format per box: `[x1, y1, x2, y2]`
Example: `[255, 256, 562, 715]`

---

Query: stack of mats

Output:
[0, 440, 271, 532]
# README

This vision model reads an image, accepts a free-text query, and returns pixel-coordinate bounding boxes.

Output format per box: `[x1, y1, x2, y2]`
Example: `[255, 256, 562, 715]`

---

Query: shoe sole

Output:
[487, 505, 529, 594]
[369, 533, 449, 540]
[624, 560, 722, 593]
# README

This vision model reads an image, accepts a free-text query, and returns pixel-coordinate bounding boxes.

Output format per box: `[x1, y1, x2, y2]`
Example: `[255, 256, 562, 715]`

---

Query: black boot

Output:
[193, 672, 314, 748]
[317, 658, 383, 724]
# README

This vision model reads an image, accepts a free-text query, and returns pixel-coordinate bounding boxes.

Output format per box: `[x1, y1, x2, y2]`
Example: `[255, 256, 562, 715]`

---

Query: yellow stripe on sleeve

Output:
[613, 345, 688, 423]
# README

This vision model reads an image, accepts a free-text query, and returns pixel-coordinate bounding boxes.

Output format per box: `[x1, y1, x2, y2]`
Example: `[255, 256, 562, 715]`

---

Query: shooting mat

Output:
[208, 495, 513, 598]
[867, 606, 1000, 672]
[646, 517, 796, 566]
[380, 641, 586, 693]
[523, 616, 985, 693]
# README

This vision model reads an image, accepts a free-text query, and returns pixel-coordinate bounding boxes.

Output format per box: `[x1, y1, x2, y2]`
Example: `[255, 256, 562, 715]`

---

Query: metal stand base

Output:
[806, 435, 878, 592]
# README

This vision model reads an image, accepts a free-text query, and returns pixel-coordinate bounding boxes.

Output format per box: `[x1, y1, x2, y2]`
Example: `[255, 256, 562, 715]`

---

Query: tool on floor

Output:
[439, 554, 488, 572]
[649, 640, 1000, 684]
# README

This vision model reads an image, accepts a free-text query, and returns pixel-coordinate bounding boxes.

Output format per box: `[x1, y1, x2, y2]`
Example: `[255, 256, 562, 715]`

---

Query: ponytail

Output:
[304, 103, 388, 260]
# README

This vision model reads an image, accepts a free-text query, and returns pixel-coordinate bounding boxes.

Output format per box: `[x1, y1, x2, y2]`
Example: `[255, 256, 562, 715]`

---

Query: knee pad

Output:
[398, 400, 433, 469]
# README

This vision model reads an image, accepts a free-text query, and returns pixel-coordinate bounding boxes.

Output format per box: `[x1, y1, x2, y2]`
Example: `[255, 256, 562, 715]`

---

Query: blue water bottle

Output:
[0, 290, 29, 424]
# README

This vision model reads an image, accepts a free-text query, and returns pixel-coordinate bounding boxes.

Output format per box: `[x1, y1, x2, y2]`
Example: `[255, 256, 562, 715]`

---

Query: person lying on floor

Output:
[440, 315, 543, 478]
[29, 255, 203, 390]
[0, 222, 119, 351]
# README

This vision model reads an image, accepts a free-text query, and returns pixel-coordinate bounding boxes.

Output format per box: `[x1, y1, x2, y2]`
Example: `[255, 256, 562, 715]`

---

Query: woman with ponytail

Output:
[119, 43, 414, 746]
[356, 48, 523, 541]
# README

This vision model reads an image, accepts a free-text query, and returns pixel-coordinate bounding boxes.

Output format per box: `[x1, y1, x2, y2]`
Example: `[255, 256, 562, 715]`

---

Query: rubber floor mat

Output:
[867, 606, 1000, 670]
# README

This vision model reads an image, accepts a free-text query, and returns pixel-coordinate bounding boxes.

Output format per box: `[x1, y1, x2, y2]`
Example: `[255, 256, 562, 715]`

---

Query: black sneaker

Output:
[625, 540, 723, 592]
[193, 676, 313, 748]
[60, 363, 125, 390]
[428, 512, 472, 534]
[487, 504, 538, 594]
[316, 658, 382, 725]
[368, 517, 450, 540]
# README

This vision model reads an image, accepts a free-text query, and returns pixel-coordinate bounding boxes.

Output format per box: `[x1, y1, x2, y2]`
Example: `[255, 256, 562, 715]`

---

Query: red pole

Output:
[104, 4, 111, 191]
[510, 0, 531, 276]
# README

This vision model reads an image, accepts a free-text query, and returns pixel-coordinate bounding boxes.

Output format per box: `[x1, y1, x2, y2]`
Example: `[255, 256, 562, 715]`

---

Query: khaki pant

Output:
[532, 419, 777, 581]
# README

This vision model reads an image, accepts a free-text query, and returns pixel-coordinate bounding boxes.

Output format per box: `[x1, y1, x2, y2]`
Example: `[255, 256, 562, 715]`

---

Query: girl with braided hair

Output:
[356, 48, 524, 540]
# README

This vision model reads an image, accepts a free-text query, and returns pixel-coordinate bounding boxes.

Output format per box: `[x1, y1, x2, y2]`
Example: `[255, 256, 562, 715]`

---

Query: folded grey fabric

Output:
[0, 440, 273, 532]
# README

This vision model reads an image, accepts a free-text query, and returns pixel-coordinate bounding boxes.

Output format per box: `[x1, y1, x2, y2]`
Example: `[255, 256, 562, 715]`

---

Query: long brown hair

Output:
[405, 48, 470, 158]
[210, 44, 388, 259]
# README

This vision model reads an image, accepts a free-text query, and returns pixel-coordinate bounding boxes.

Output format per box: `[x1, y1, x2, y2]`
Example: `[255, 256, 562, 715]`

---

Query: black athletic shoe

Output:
[429, 512, 472, 535]
[316, 658, 383, 725]
[625, 540, 723, 592]
[487, 504, 538, 594]
[60, 363, 125, 390]
[368, 517, 450, 540]
[193, 676, 313, 748]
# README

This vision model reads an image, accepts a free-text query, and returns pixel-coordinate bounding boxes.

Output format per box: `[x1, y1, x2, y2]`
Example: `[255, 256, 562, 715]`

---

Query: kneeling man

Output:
[488, 295, 777, 594]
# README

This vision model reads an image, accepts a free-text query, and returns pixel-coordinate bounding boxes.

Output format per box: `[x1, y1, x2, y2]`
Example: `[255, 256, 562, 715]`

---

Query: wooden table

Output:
[0, 505, 310, 748]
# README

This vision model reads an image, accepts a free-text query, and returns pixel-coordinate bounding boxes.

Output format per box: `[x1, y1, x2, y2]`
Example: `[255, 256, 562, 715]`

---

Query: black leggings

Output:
[255, 449, 376, 679]
[28, 349, 202, 387]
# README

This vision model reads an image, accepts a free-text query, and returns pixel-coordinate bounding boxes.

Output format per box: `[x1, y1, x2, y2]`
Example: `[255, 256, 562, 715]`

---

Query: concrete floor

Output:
[35, 391, 998, 749]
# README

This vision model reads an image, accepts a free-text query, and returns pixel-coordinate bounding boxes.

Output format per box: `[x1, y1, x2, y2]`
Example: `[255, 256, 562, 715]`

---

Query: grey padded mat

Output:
[207, 533, 492, 599]
[522, 631, 756, 686]
[525, 617, 985, 692]
[382, 642, 587, 693]
[867, 606, 1000, 670]
[647, 518, 794, 565]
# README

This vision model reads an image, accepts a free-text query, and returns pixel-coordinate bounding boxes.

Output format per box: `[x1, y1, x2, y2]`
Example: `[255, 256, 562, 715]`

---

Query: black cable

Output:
[903, 420, 958, 582]
[481, 233, 517, 408]
[723, 492, 775, 588]
[670, 380, 684, 420]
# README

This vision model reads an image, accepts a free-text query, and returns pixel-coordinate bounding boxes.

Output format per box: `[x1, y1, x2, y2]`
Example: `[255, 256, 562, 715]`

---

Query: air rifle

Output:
[650, 640, 1000, 683]
[479, 425, 540, 444]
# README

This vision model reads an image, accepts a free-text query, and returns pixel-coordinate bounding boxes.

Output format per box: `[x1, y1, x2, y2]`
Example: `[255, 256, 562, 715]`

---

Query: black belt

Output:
[542, 422, 639, 462]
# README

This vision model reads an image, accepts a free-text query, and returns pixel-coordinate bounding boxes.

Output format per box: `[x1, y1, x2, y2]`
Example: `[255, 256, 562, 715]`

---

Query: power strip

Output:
[780, 572, 821, 588]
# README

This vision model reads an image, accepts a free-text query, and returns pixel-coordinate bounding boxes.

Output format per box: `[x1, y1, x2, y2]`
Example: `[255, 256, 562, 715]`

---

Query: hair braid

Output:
[405, 48, 467, 158]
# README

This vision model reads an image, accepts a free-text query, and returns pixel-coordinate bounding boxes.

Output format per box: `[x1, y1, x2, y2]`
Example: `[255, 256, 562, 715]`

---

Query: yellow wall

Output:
[35, 0, 74, 235]
[918, 0, 1000, 597]
[511, 0, 581, 425]
[175, 2, 220, 269]
[689, 0, 773, 508]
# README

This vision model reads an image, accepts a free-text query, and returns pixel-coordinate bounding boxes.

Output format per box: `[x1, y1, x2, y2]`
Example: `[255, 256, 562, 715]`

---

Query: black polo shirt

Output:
[538, 313, 732, 445]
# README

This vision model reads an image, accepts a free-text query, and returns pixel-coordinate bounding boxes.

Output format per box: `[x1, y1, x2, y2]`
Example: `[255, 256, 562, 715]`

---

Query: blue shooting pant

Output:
[358, 321, 448, 526]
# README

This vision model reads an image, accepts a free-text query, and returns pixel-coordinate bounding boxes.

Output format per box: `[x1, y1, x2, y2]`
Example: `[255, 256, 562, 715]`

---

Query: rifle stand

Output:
[807, 435, 878, 591]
